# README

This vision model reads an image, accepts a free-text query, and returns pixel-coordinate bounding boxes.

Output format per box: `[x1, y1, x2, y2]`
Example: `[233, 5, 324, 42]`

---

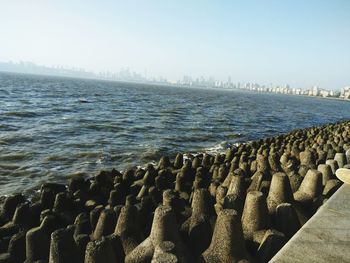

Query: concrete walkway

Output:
[270, 184, 350, 263]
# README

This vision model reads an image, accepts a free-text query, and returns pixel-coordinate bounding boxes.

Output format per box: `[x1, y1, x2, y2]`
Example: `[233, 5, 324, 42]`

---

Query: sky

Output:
[0, 0, 349, 89]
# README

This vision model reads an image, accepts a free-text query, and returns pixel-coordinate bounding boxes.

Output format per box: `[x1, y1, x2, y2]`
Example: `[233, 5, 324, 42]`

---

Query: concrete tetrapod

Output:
[92, 208, 117, 240]
[275, 203, 301, 239]
[174, 153, 184, 169]
[346, 149, 350, 164]
[114, 203, 140, 255]
[225, 175, 246, 215]
[25, 216, 59, 262]
[317, 164, 334, 186]
[200, 209, 248, 263]
[256, 154, 270, 177]
[84, 237, 117, 263]
[1, 120, 350, 263]
[49, 227, 78, 263]
[0, 194, 25, 222]
[151, 252, 178, 263]
[334, 152, 347, 168]
[325, 159, 339, 175]
[323, 179, 342, 198]
[8, 230, 26, 263]
[293, 169, 323, 205]
[299, 149, 316, 169]
[256, 229, 286, 263]
[185, 189, 213, 256]
[266, 173, 294, 216]
[125, 205, 190, 263]
[151, 241, 178, 263]
[241, 191, 270, 241]
[247, 171, 264, 193]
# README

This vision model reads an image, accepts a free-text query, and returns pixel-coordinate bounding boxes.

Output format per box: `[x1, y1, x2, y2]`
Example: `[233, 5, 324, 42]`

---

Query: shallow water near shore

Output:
[1, 72, 350, 195]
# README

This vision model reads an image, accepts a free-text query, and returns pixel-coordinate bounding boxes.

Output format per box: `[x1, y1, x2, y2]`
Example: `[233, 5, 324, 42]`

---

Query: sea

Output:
[1, 72, 350, 196]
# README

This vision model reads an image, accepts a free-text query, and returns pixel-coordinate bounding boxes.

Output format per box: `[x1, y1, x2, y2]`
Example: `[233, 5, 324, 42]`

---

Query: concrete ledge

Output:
[270, 184, 350, 263]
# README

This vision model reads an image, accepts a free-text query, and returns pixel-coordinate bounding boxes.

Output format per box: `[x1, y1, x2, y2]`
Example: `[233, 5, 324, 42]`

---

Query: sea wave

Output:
[1, 72, 350, 195]
[2, 111, 38, 118]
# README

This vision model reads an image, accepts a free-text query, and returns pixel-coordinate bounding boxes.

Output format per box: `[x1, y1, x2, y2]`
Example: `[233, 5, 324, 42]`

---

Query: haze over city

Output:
[1, 0, 349, 89]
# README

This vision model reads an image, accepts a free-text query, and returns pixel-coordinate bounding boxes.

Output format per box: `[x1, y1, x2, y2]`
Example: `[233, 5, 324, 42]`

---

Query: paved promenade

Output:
[270, 184, 350, 263]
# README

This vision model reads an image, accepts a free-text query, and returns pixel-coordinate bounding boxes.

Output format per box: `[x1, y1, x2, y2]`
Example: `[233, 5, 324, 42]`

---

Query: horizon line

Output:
[0, 60, 348, 91]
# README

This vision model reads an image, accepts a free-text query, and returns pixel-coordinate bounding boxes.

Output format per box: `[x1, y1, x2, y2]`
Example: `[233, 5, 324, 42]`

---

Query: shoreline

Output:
[0, 120, 349, 262]
[232, 88, 350, 103]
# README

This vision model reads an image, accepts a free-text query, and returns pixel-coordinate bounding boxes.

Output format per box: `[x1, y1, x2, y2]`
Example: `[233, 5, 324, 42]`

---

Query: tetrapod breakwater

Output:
[0, 120, 349, 263]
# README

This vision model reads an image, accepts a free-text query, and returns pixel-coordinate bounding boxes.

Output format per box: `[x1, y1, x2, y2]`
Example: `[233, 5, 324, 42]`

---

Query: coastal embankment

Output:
[0, 120, 349, 262]
[3, 72, 350, 197]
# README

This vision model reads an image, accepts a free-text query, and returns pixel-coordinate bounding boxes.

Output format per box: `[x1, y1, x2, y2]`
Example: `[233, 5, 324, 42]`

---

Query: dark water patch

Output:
[2, 111, 38, 118]
[0, 163, 21, 171]
[76, 152, 101, 159]
[52, 107, 75, 113]
[77, 98, 90, 103]
[0, 89, 10, 95]
[44, 155, 71, 162]
[0, 152, 31, 161]
[63, 142, 97, 149]
[224, 133, 244, 139]
[0, 123, 20, 132]
[19, 99, 31, 105]
[0, 134, 35, 144]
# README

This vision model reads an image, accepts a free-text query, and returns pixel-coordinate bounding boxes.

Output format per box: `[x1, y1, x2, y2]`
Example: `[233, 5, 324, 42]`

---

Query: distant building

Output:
[340, 86, 350, 99]
[223, 79, 342, 100]
[292, 88, 302, 95]
[308, 86, 320, 96]
[319, 89, 334, 97]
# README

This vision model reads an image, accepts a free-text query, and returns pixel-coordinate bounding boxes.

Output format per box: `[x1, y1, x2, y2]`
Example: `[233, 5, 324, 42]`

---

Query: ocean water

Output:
[1, 72, 350, 196]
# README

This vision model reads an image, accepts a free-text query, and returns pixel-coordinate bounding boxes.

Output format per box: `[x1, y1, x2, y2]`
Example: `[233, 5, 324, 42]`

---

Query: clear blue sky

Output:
[1, 0, 349, 89]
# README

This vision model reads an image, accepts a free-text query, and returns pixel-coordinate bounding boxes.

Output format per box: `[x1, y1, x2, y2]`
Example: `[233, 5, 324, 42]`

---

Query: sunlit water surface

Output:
[1, 72, 350, 195]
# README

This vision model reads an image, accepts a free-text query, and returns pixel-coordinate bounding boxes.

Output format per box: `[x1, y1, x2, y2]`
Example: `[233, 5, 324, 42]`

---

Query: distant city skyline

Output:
[1, 1, 349, 88]
[1, 60, 348, 95]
